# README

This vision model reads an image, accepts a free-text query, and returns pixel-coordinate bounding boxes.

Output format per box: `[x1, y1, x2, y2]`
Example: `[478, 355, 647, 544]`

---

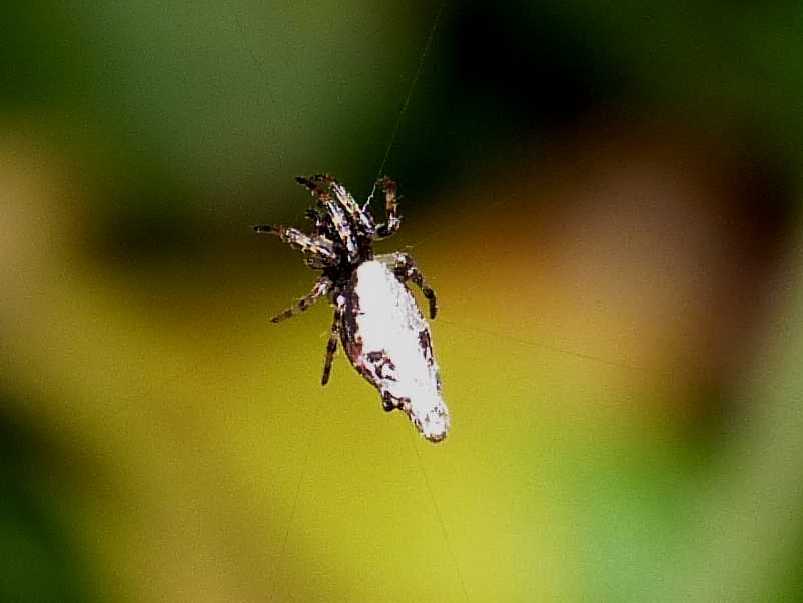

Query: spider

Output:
[255, 175, 450, 443]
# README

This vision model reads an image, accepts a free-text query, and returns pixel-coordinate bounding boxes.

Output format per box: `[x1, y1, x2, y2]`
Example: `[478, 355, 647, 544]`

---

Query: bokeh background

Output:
[3, 1, 803, 601]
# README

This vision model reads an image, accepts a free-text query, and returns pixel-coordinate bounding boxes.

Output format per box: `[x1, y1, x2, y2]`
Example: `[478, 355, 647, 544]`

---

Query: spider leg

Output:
[374, 176, 402, 239]
[321, 295, 344, 385]
[295, 175, 330, 199]
[254, 224, 337, 267]
[390, 252, 438, 319]
[270, 276, 332, 324]
[304, 208, 324, 236]
[313, 175, 375, 235]
[294, 177, 359, 263]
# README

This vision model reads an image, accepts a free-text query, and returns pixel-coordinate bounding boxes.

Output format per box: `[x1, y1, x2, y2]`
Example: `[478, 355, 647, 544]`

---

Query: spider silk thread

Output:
[367, 1, 449, 206]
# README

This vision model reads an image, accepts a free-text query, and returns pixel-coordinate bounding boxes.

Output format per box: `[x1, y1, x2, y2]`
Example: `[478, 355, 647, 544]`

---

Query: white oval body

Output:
[341, 259, 450, 442]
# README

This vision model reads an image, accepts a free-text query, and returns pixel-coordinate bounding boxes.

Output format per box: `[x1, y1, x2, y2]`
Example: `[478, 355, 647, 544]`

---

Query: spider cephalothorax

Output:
[255, 175, 449, 442]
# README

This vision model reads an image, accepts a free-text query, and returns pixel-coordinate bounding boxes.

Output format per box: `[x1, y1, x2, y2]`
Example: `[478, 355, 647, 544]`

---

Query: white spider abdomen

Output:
[343, 259, 449, 442]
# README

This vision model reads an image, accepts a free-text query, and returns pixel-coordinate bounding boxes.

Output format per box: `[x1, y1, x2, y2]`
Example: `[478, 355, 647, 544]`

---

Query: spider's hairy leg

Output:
[254, 224, 337, 266]
[389, 251, 438, 319]
[375, 176, 401, 239]
[321, 295, 344, 385]
[294, 177, 358, 262]
[307, 174, 376, 235]
[270, 276, 333, 324]
[304, 208, 324, 235]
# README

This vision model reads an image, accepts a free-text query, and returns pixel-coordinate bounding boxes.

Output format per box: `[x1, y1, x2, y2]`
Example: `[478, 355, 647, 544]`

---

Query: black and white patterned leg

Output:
[271, 277, 332, 324]
[321, 297, 344, 385]
[303, 174, 374, 233]
[391, 252, 438, 319]
[375, 177, 401, 239]
[294, 177, 359, 263]
[254, 224, 336, 267]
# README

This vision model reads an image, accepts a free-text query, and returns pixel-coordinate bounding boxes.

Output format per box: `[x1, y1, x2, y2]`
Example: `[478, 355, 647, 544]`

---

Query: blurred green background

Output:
[3, 1, 803, 601]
